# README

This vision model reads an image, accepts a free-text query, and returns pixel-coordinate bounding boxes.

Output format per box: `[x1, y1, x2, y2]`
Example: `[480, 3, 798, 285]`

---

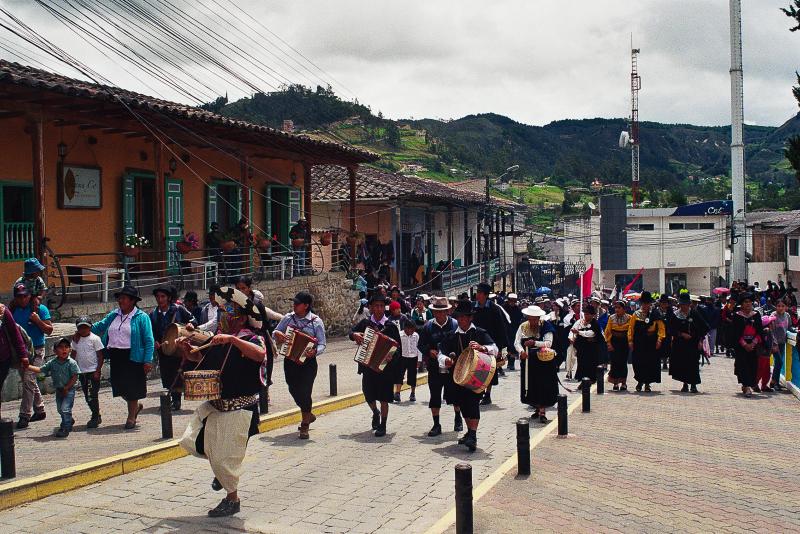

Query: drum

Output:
[453, 348, 497, 394]
[162, 323, 213, 356]
[183, 370, 221, 401]
[537, 348, 556, 362]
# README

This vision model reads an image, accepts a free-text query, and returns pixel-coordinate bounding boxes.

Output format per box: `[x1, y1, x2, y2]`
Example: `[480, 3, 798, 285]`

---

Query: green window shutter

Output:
[122, 173, 136, 238]
[207, 182, 218, 229]
[236, 185, 243, 222]
[289, 187, 302, 225]
[265, 185, 273, 239]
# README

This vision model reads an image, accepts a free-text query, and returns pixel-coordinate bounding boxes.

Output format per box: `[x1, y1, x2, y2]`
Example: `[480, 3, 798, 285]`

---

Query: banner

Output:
[622, 267, 644, 295]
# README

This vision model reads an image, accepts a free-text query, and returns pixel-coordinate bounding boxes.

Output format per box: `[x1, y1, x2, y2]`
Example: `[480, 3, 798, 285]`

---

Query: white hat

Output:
[489, 293, 497, 299]
[522, 305, 547, 318]
[507, 293, 518, 300]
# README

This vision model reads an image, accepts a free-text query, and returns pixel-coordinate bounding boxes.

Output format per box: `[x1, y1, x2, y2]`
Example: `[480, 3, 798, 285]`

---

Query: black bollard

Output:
[516, 418, 530, 476]
[159, 393, 173, 439]
[329, 363, 338, 396]
[596, 366, 605, 395]
[0, 418, 15, 479]
[557, 394, 568, 436]
[581, 378, 591, 413]
[259, 384, 269, 415]
[454, 463, 473, 534]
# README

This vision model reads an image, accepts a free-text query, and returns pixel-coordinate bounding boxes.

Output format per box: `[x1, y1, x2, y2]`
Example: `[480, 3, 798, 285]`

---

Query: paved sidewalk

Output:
[0, 365, 579, 533]
[1, 338, 365, 479]
[467, 357, 800, 533]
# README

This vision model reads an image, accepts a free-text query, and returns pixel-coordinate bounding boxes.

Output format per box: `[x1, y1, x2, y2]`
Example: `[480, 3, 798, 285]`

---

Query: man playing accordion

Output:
[273, 291, 327, 440]
[350, 294, 401, 437]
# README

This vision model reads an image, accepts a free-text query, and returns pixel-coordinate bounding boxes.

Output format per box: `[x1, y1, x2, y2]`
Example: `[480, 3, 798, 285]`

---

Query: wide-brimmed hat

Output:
[677, 293, 691, 305]
[690, 295, 701, 303]
[452, 299, 475, 317]
[522, 305, 547, 318]
[507, 293, 518, 300]
[640, 291, 655, 304]
[152, 285, 175, 299]
[658, 293, 671, 303]
[214, 286, 264, 329]
[429, 296, 452, 311]
[115, 285, 141, 302]
[476, 282, 492, 295]
[24, 258, 46, 275]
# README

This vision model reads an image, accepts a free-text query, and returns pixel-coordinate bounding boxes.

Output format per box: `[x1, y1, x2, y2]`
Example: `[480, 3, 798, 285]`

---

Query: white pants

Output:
[180, 402, 253, 493]
[566, 345, 577, 375]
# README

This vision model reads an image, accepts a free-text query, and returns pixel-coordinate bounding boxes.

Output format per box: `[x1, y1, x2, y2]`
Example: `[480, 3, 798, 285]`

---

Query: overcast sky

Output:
[2, 0, 799, 127]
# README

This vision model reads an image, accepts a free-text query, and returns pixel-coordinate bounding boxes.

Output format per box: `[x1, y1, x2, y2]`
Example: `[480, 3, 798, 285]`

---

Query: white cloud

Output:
[1, 0, 798, 126]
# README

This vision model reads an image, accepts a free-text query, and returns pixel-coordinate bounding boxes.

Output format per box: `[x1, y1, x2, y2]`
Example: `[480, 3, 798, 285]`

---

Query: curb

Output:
[0, 373, 428, 511]
[783, 375, 800, 401]
[423, 383, 593, 534]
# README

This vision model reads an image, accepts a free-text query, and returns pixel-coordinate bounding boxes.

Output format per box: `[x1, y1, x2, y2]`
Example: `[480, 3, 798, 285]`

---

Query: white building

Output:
[563, 197, 731, 295]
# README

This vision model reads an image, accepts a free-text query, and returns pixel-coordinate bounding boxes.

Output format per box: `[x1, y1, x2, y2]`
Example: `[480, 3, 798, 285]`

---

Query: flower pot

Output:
[291, 238, 306, 248]
[220, 240, 236, 253]
[319, 232, 332, 246]
[124, 246, 140, 258]
[256, 238, 271, 252]
[175, 241, 193, 255]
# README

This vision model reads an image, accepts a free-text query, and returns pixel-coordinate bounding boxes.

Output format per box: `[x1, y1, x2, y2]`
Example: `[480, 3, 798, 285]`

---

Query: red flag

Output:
[581, 264, 594, 299]
[622, 267, 644, 295]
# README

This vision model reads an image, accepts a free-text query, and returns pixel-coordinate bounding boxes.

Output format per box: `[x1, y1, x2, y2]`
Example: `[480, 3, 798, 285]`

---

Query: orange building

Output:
[0, 61, 375, 298]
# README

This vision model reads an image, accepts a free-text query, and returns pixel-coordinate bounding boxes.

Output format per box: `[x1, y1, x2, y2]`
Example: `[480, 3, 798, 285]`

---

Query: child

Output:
[25, 337, 79, 438]
[769, 300, 790, 391]
[756, 315, 774, 393]
[395, 320, 421, 403]
[71, 316, 105, 428]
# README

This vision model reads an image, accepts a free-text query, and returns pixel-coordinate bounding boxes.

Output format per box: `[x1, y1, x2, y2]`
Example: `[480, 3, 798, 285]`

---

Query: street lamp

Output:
[486, 164, 519, 204]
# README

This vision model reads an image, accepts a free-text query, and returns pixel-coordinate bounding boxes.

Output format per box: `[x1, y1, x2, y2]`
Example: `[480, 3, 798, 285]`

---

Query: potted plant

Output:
[123, 234, 149, 257]
[175, 231, 200, 255]
[319, 231, 332, 246]
[219, 230, 237, 253]
[345, 231, 365, 246]
[256, 232, 272, 252]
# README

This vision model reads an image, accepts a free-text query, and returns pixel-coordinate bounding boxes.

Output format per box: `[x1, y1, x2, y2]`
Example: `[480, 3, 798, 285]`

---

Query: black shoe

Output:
[428, 424, 442, 437]
[612, 384, 620, 391]
[171, 400, 181, 412]
[374, 424, 386, 437]
[16, 417, 29, 429]
[620, 384, 627, 391]
[55, 428, 70, 438]
[508, 361, 516, 371]
[208, 498, 240, 517]
[635, 383, 643, 392]
[211, 478, 223, 491]
[690, 385, 699, 393]
[539, 414, 549, 424]
[498, 367, 506, 377]
[681, 384, 689, 393]
[753, 386, 761, 393]
[29, 411, 46, 422]
[393, 392, 401, 403]
[463, 434, 477, 452]
[644, 384, 652, 392]
[371, 413, 380, 430]
[480, 396, 492, 406]
[87, 415, 101, 429]
[458, 433, 468, 445]
[409, 393, 416, 402]
[454, 417, 464, 432]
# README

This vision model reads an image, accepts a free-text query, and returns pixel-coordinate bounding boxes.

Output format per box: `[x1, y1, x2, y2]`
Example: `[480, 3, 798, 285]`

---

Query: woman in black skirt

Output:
[515, 305, 558, 423]
[730, 293, 764, 397]
[91, 285, 155, 429]
[604, 301, 631, 391]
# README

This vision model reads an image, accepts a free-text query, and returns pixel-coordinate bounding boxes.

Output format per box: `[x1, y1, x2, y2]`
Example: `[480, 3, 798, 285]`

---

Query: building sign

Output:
[59, 165, 102, 209]
[671, 200, 732, 217]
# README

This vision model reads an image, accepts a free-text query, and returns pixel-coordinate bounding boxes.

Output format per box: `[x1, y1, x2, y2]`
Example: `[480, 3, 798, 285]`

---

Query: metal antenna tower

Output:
[630, 43, 641, 208]
[729, 0, 747, 282]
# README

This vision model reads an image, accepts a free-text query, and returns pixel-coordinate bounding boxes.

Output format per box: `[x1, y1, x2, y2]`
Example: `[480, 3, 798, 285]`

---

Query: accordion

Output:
[278, 326, 317, 364]
[354, 326, 398, 372]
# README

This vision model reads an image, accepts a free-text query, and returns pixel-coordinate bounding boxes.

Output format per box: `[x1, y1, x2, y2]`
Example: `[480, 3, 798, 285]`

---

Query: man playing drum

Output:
[417, 296, 462, 437]
[150, 285, 196, 411]
[273, 291, 327, 439]
[438, 299, 498, 452]
[350, 294, 401, 437]
[178, 286, 266, 518]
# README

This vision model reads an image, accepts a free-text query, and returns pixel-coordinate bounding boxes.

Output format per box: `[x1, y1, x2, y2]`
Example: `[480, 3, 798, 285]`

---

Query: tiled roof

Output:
[311, 165, 507, 206]
[0, 60, 377, 164]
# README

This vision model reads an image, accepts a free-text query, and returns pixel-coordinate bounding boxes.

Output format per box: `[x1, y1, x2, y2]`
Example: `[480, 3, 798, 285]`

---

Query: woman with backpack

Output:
[0, 302, 29, 417]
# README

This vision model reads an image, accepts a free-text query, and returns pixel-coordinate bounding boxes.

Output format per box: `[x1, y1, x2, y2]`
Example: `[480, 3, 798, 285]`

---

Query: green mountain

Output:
[212, 87, 800, 209]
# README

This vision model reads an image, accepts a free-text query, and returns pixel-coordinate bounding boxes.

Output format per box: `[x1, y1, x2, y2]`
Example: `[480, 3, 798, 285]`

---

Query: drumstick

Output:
[189, 340, 214, 354]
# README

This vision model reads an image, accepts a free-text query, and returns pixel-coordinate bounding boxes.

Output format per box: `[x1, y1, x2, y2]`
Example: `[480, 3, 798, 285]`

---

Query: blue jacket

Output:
[92, 307, 155, 364]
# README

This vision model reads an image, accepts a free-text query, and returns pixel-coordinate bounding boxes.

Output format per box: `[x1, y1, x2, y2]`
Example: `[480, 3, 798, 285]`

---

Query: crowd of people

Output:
[2, 253, 797, 517]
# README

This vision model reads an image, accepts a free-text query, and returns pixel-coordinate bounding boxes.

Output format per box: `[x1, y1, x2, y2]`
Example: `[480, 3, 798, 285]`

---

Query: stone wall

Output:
[1, 272, 359, 402]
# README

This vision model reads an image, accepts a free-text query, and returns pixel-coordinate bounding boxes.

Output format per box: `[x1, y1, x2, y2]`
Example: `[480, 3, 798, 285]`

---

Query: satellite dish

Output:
[619, 131, 631, 149]
[588, 202, 597, 211]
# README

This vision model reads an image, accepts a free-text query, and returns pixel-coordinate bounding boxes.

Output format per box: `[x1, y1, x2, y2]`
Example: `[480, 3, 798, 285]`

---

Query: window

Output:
[627, 223, 654, 231]
[669, 222, 713, 230]
[134, 178, 155, 246]
[699, 223, 714, 230]
[0, 183, 34, 261]
[790, 239, 799, 257]
[665, 273, 688, 295]
[615, 274, 643, 293]
[669, 223, 684, 230]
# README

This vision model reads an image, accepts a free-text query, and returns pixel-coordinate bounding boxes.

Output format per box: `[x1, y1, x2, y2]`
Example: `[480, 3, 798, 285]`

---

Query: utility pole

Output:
[729, 0, 747, 282]
[630, 44, 641, 208]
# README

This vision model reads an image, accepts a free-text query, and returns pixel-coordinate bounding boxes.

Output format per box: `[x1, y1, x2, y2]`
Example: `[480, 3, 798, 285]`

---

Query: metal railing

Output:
[3, 222, 35, 261]
[439, 258, 501, 291]
[42, 237, 348, 310]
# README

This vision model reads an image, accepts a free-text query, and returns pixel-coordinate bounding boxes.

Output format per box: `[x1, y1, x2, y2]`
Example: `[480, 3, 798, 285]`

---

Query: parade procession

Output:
[2, 1, 800, 533]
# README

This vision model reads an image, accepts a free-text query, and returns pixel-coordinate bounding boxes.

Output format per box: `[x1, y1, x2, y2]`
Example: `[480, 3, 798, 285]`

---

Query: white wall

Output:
[626, 215, 727, 270]
[749, 262, 786, 284]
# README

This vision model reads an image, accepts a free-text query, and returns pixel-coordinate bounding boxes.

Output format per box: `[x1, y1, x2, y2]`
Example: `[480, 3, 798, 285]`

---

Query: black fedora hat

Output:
[640, 291, 655, 304]
[115, 285, 141, 302]
[677, 293, 691, 305]
[452, 299, 475, 317]
[152, 285, 175, 299]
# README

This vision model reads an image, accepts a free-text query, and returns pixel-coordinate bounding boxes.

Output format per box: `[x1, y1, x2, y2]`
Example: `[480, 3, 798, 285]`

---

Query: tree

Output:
[667, 188, 687, 207]
[784, 5, 800, 183]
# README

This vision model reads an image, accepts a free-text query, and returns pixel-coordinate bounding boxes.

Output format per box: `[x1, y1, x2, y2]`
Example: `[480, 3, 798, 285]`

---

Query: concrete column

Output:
[659, 267, 666, 294]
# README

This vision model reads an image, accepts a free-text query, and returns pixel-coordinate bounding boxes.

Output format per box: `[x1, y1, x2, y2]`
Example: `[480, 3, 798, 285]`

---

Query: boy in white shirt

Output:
[395, 319, 422, 402]
[71, 316, 105, 428]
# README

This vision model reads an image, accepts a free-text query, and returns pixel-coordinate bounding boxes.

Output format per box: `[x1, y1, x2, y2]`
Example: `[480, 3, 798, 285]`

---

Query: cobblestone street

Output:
[0, 364, 570, 533]
[465, 357, 800, 533]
